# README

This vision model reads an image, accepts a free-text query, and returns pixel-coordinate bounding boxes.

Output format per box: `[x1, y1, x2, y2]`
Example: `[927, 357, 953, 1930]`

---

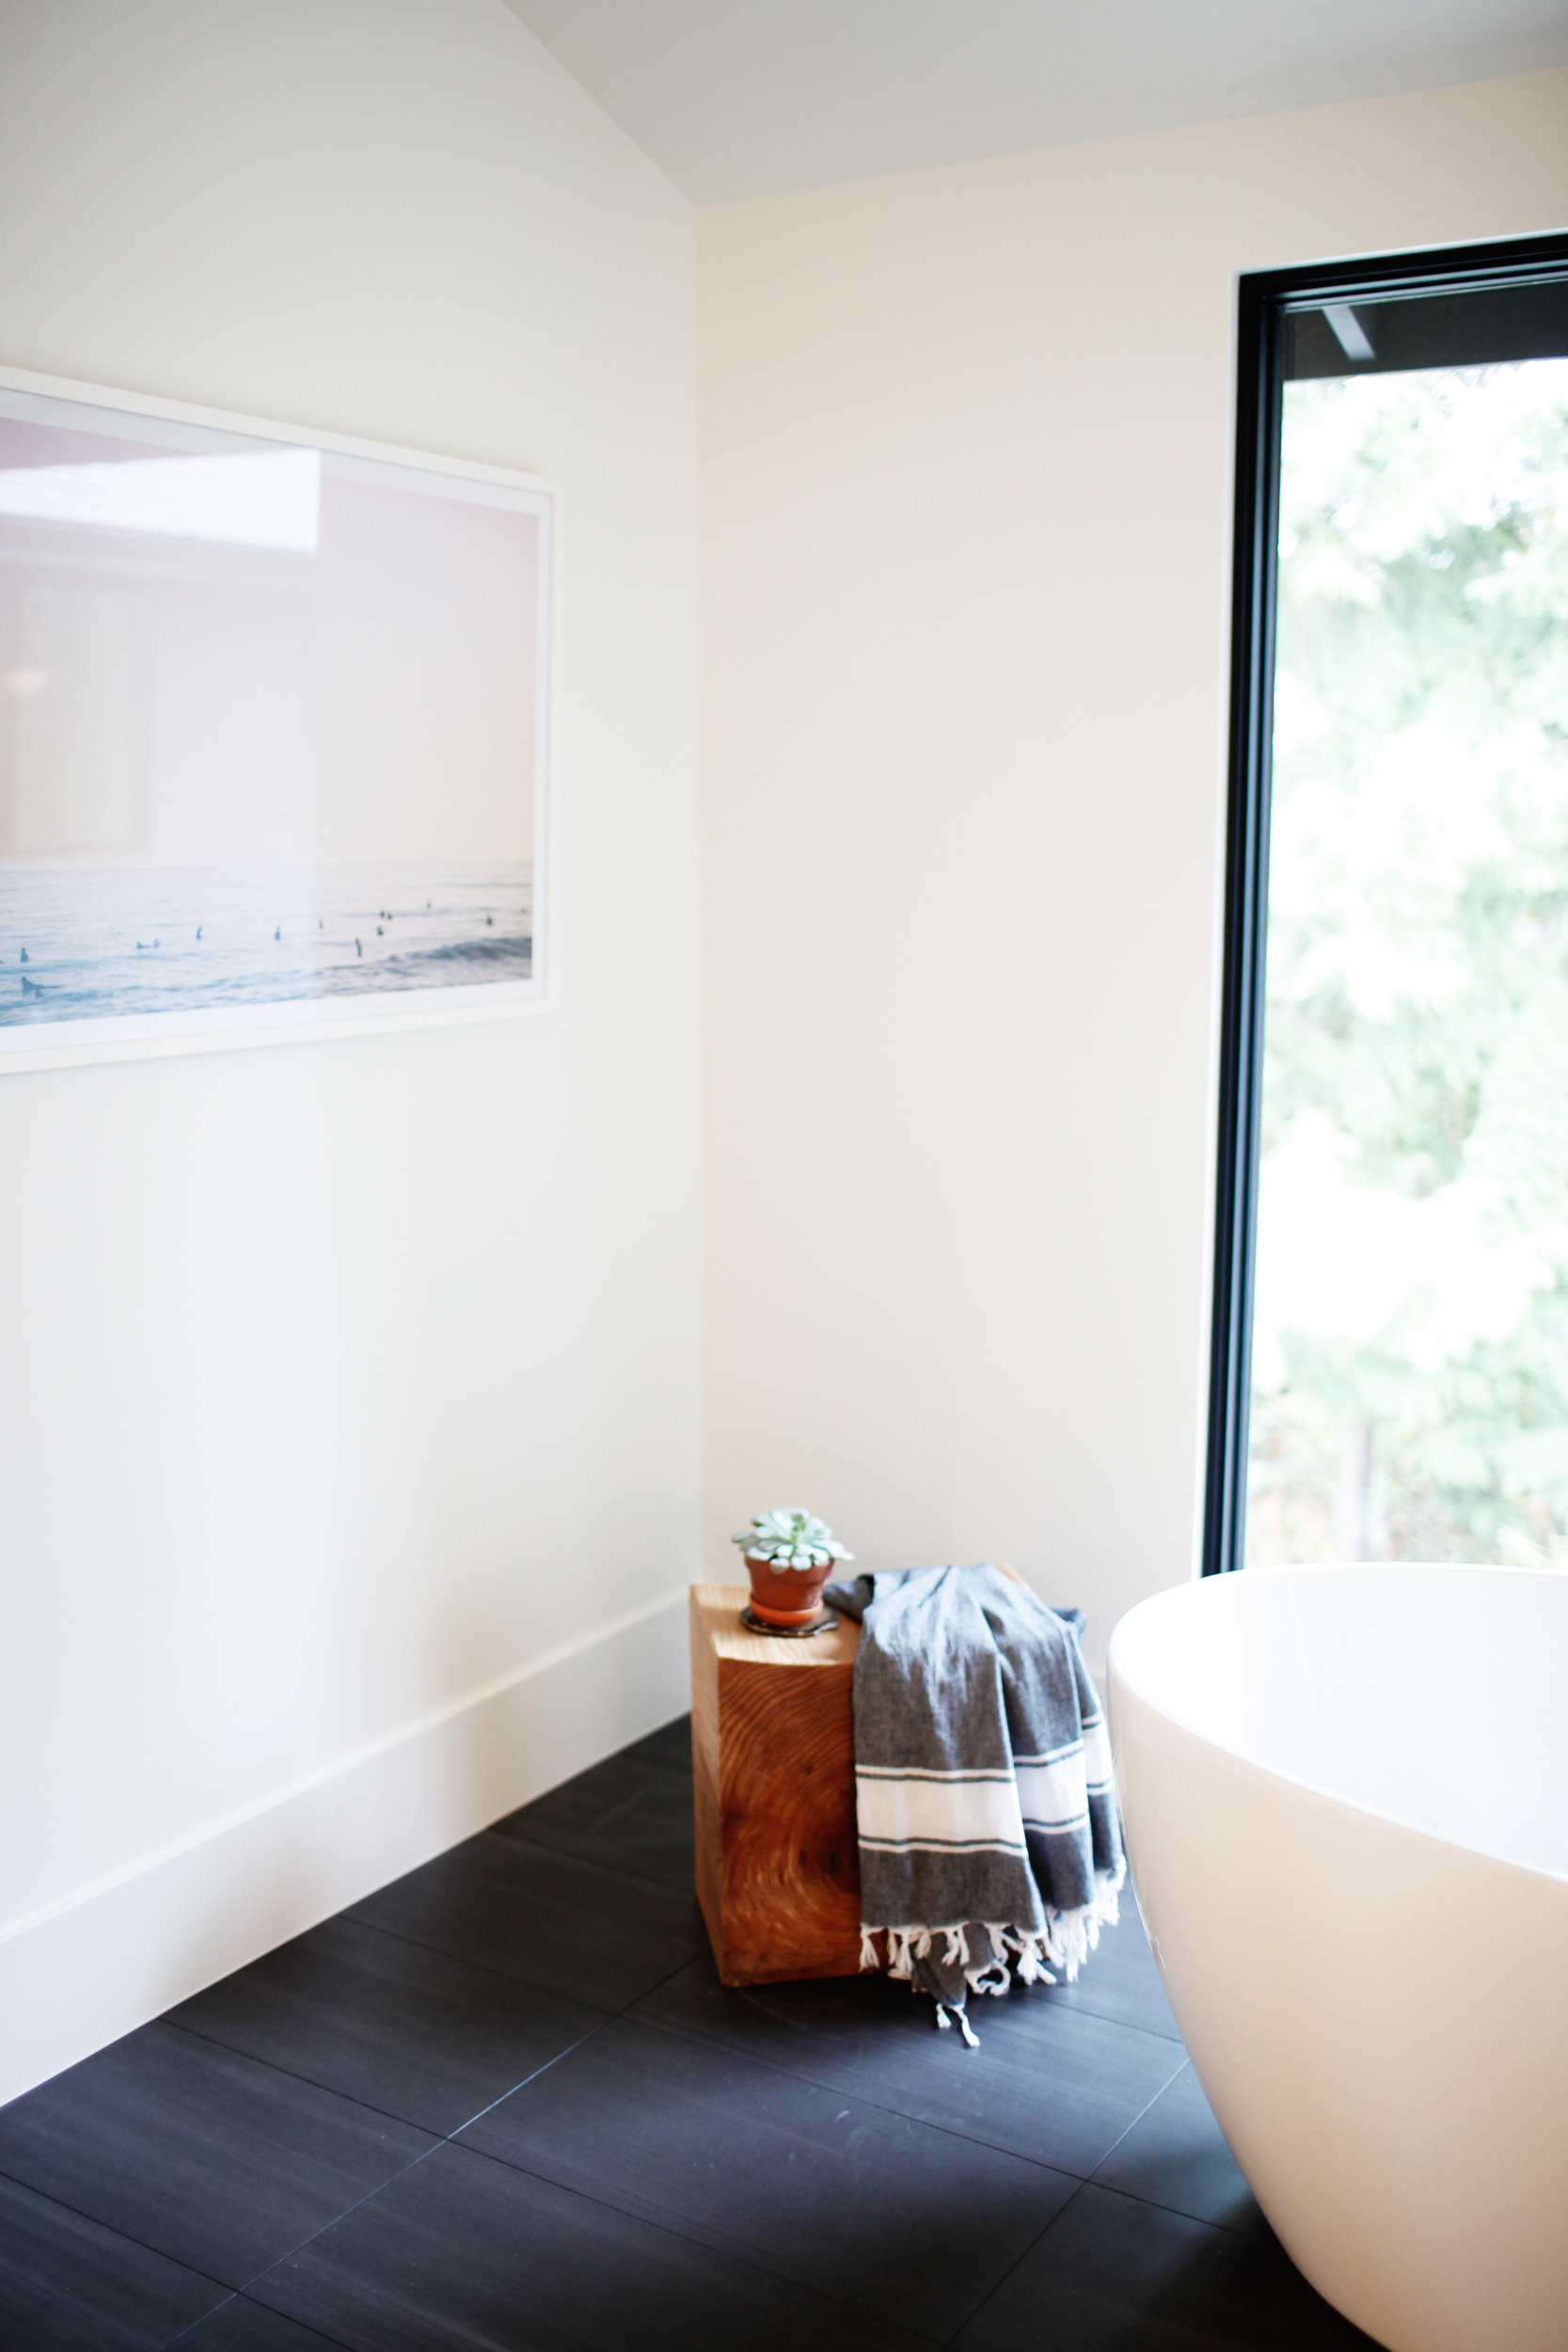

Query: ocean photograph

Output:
[0, 863, 531, 1027]
[0, 378, 551, 1057]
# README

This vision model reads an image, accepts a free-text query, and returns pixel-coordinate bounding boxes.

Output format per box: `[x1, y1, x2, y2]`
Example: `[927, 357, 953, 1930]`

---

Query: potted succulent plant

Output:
[733, 1507, 853, 1629]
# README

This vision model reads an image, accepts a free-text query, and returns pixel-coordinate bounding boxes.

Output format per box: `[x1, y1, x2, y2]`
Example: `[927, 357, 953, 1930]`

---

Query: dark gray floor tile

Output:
[1034, 1895, 1183, 2040]
[955, 2182, 1378, 2350]
[458, 2014, 1074, 2340]
[492, 1749, 695, 1893]
[181, 2297, 347, 2348]
[342, 1831, 705, 2011]
[612, 1712, 692, 1776]
[1094, 2059, 1258, 2231]
[0, 2173, 229, 2352]
[631, 1947, 1185, 2176]
[167, 1915, 605, 2136]
[250, 2137, 936, 2352]
[0, 2021, 433, 2292]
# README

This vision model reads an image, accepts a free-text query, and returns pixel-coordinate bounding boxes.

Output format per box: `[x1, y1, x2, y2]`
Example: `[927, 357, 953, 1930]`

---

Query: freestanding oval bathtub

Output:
[1108, 1564, 1568, 2352]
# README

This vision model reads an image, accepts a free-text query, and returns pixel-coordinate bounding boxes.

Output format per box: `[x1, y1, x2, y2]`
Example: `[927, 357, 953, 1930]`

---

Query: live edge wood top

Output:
[689, 1581, 861, 1669]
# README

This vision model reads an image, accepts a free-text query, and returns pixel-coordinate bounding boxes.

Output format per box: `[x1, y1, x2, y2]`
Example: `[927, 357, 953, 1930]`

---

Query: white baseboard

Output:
[0, 1588, 690, 2109]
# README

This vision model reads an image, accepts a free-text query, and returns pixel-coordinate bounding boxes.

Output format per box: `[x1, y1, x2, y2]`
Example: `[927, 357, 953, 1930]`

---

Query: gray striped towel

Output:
[823, 1562, 1124, 2044]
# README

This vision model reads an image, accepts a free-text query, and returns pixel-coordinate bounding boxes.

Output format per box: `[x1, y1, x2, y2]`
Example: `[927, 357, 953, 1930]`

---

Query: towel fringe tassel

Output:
[883, 1925, 932, 1980]
[863, 1876, 1126, 2026]
[1029, 1855, 1128, 1983]
[935, 2001, 979, 2049]
[1002, 1928, 1057, 1987]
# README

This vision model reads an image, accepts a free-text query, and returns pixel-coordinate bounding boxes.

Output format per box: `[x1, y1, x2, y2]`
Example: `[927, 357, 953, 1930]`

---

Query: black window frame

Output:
[1203, 230, 1568, 1579]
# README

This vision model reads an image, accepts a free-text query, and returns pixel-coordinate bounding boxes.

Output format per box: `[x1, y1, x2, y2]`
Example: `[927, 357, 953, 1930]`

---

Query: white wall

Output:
[698, 70, 1568, 1674]
[5, 21, 1564, 2110]
[0, 0, 700, 2103]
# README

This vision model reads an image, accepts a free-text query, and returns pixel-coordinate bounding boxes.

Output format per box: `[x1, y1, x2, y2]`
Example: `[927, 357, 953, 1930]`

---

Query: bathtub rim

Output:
[1107, 1560, 1568, 1892]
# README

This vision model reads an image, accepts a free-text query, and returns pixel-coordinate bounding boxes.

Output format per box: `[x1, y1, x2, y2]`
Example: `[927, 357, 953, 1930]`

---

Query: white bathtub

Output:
[1108, 1564, 1568, 2352]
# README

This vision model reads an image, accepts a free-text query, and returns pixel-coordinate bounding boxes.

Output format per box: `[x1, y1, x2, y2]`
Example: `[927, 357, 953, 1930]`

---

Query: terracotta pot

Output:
[744, 1551, 833, 1627]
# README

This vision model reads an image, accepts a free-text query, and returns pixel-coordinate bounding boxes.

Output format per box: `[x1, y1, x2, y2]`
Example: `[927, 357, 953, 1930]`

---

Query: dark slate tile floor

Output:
[0, 1715, 1376, 2350]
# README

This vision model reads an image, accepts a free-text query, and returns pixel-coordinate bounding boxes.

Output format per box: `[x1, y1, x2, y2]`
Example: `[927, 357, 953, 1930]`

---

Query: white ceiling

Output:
[501, 0, 1568, 204]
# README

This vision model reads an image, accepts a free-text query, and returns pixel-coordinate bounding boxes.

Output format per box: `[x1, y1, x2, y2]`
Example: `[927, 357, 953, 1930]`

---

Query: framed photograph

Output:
[0, 365, 554, 1072]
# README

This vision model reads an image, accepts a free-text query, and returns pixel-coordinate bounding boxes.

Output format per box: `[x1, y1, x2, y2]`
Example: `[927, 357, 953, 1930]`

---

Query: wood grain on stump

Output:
[689, 1583, 864, 1986]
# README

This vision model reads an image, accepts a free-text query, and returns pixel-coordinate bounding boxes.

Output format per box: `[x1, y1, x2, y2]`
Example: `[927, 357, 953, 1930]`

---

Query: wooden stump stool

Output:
[689, 1582, 863, 1986]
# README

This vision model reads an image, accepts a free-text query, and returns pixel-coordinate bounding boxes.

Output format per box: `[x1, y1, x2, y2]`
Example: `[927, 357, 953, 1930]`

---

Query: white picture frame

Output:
[0, 364, 557, 1073]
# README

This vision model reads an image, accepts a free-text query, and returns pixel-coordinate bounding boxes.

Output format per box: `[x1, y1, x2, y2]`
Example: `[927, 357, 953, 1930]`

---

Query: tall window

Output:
[1206, 239, 1568, 1576]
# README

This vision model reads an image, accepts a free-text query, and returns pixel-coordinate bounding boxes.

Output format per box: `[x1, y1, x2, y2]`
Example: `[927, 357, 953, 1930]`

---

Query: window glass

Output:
[1247, 315, 1568, 1565]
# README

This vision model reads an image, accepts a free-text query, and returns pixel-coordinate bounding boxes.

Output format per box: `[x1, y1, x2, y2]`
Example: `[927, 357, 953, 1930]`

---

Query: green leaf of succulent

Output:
[731, 1505, 854, 1567]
